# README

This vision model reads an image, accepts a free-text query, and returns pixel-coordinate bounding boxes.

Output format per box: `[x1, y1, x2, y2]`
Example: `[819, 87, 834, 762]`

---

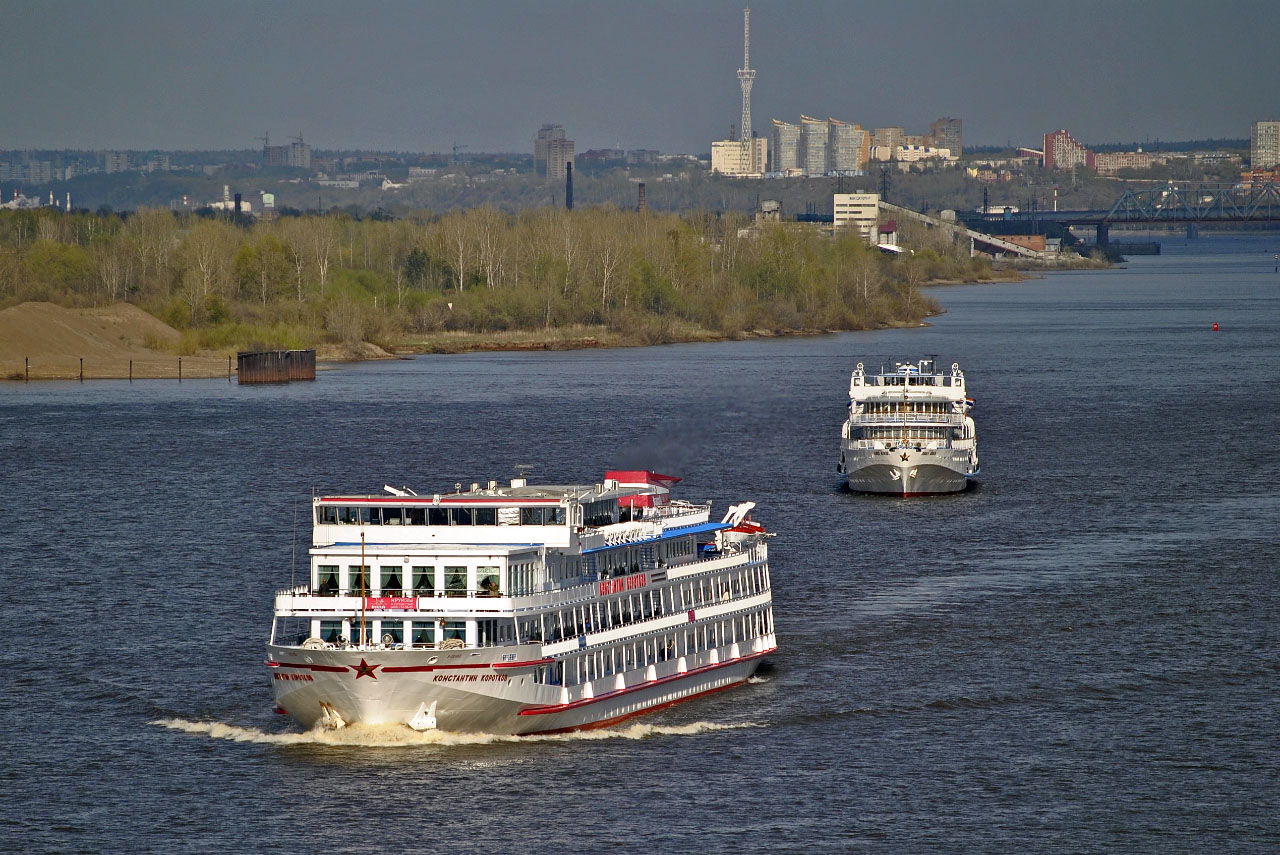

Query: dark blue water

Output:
[3, 234, 1278, 853]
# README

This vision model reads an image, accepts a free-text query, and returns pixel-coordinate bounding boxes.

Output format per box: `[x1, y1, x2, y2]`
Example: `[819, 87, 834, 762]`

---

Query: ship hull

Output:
[841, 452, 973, 495]
[267, 637, 776, 735]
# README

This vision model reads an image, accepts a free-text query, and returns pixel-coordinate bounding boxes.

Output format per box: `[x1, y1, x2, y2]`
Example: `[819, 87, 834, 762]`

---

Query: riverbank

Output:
[1, 267, 1019, 378]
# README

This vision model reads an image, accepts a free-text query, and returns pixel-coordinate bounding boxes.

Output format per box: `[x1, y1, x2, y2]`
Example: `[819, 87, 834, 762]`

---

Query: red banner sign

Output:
[598, 573, 647, 596]
[365, 596, 417, 611]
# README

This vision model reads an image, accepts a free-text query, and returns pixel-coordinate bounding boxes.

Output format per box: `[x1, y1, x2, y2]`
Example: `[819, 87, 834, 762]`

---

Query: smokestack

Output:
[565, 162, 573, 210]
[637, 182, 646, 213]
[66, 192, 71, 212]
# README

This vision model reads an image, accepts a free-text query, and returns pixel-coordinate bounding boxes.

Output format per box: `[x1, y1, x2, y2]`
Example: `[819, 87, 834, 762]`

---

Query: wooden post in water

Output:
[227, 355, 232, 382]
[129, 360, 133, 383]
[79, 358, 83, 382]
[25, 357, 29, 383]
[178, 357, 182, 382]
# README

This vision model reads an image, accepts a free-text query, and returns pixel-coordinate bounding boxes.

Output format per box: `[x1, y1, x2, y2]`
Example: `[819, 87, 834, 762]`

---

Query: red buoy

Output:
[1212, 323, 1219, 331]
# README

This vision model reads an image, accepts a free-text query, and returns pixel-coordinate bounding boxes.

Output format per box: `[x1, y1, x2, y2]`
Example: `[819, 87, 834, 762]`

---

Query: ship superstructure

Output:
[265, 471, 776, 734]
[838, 357, 979, 495]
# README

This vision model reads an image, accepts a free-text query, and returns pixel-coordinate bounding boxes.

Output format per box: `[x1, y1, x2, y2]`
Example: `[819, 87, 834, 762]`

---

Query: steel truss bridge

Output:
[962, 182, 1280, 243]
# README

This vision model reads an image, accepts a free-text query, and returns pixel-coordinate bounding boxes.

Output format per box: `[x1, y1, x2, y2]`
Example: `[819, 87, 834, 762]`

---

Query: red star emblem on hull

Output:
[351, 658, 380, 679]
[900, 452, 910, 461]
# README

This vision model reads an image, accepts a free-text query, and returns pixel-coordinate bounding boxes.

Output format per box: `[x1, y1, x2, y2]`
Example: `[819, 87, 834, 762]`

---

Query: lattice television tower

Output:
[737, 8, 756, 174]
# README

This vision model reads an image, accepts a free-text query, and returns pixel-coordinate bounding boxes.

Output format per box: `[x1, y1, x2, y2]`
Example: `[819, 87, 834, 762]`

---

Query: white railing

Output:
[850, 412, 964, 425]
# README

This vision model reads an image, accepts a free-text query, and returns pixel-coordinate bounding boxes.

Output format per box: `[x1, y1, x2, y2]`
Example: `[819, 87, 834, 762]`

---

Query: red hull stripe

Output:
[517, 647, 775, 717]
[271, 662, 349, 673]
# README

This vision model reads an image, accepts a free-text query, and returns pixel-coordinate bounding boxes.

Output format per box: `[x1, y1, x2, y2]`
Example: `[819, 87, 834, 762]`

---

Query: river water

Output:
[2, 234, 1277, 853]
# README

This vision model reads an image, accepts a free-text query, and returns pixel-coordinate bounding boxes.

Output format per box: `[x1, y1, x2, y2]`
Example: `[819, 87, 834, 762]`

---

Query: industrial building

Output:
[834, 192, 880, 243]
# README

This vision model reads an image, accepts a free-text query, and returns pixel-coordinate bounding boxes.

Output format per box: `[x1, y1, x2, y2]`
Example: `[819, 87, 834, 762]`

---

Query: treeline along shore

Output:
[0, 205, 1009, 374]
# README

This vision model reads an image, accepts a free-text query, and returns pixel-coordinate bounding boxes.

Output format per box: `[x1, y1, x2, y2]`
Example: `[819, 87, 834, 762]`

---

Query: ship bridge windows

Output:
[318, 503, 566, 527]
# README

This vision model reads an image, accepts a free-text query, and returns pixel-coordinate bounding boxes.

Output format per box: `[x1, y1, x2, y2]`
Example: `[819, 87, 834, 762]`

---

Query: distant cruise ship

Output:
[838, 357, 979, 495]
[265, 471, 776, 734]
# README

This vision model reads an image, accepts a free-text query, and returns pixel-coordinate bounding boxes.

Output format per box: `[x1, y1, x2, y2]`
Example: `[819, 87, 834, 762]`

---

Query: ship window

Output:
[337, 506, 359, 524]
[445, 566, 467, 597]
[320, 620, 343, 642]
[477, 568, 500, 597]
[380, 566, 403, 597]
[412, 566, 435, 596]
[405, 507, 426, 525]
[383, 506, 403, 526]
[547, 507, 566, 525]
[318, 506, 338, 525]
[442, 620, 466, 642]
[477, 619, 498, 647]
[380, 622, 403, 645]
[474, 507, 496, 525]
[347, 565, 369, 596]
[520, 507, 545, 525]
[316, 565, 339, 596]
[410, 621, 435, 647]
[450, 507, 474, 526]
[363, 507, 381, 525]
[427, 507, 448, 526]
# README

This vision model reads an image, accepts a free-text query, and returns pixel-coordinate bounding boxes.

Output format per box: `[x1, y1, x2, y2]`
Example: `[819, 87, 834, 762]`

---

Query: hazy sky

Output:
[3, 0, 1277, 153]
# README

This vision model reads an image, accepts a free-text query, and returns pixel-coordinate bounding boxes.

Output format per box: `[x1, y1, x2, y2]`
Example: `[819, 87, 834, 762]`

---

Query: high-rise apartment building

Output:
[1043, 129, 1094, 171]
[929, 117, 963, 157]
[265, 140, 311, 170]
[534, 124, 575, 180]
[105, 151, 128, 173]
[827, 118, 869, 172]
[1251, 120, 1280, 169]
[771, 120, 800, 173]
[799, 115, 827, 176]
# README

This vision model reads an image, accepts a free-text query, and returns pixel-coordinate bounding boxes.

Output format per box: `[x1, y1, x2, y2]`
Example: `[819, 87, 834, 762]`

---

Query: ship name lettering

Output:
[274, 673, 314, 681]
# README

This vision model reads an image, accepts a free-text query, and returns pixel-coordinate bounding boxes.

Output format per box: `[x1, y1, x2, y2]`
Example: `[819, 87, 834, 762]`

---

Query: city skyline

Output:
[2, 0, 1277, 154]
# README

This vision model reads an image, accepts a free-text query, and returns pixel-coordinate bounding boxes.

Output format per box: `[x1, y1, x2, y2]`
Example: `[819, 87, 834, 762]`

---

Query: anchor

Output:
[408, 700, 438, 731]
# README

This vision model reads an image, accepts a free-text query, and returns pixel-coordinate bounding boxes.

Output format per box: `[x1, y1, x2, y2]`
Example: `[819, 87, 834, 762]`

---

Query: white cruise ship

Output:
[265, 471, 776, 735]
[838, 357, 979, 495]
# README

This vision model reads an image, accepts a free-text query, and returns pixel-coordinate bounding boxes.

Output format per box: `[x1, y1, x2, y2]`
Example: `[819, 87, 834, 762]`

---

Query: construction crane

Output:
[256, 132, 269, 149]
[452, 142, 469, 159]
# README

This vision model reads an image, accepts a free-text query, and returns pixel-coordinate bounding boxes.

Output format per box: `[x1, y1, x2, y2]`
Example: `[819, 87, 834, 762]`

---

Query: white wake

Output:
[152, 717, 757, 748]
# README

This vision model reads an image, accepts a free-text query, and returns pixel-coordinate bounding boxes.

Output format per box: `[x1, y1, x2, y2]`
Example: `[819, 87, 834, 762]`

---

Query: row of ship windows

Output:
[860, 401, 955, 414]
[518, 563, 772, 644]
[318, 505, 569, 527]
[532, 608, 775, 687]
[314, 565, 505, 598]
[312, 537, 703, 599]
[298, 617, 516, 648]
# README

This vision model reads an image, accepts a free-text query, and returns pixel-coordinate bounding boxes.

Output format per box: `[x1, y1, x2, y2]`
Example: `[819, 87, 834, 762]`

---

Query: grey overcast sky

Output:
[2, 0, 1277, 153]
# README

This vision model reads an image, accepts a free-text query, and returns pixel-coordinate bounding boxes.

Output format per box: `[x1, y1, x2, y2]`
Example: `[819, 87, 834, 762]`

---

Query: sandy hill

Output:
[0, 302, 231, 380]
